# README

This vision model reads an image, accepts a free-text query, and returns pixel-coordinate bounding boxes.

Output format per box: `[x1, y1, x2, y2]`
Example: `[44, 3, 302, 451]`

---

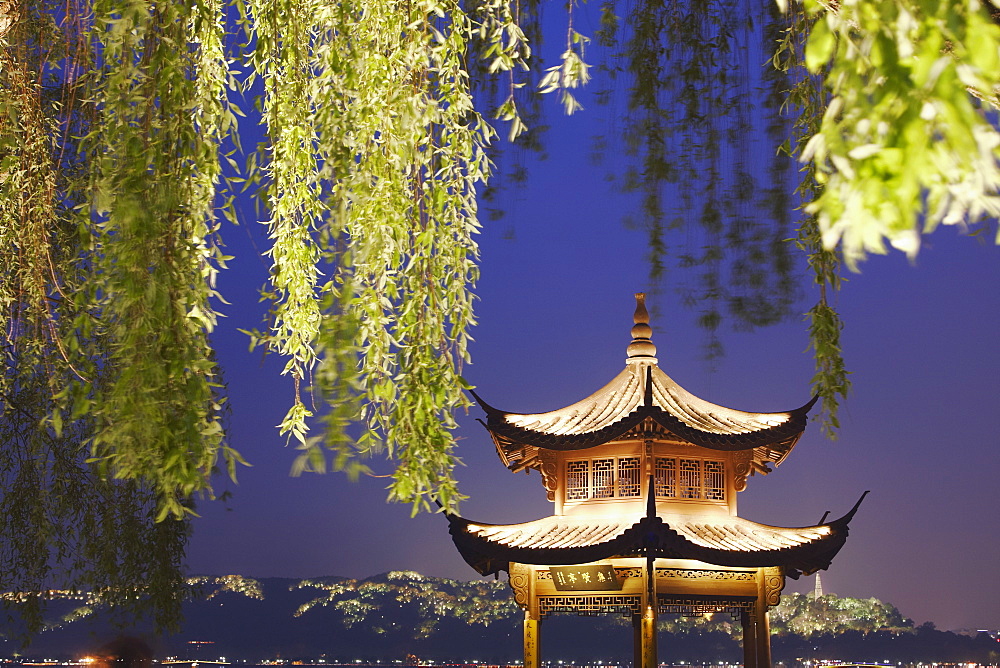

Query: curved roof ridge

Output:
[649, 365, 794, 432]
[661, 512, 834, 538]
[503, 365, 644, 434]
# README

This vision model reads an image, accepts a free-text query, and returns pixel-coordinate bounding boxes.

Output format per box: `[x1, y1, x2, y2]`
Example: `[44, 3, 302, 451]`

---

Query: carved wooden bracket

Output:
[733, 450, 752, 492]
[538, 451, 558, 502]
[509, 562, 531, 609]
[763, 566, 785, 607]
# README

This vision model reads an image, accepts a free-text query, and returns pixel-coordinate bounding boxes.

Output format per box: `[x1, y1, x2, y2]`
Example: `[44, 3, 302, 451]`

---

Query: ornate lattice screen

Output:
[618, 457, 641, 497]
[655, 457, 726, 502]
[566, 457, 645, 500]
[566, 460, 589, 500]
[655, 456, 677, 497]
[567, 456, 725, 502]
[704, 460, 725, 500]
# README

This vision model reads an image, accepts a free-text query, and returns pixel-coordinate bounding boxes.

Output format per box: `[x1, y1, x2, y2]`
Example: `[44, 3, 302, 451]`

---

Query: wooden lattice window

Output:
[593, 458, 615, 498]
[654, 457, 677, 497]
[618, 457, 641, 497]
[655, 457, 726, 502]
[566, 460, 589, 500]
[565, 457, 644, 501]
[704, 460, 725, 500]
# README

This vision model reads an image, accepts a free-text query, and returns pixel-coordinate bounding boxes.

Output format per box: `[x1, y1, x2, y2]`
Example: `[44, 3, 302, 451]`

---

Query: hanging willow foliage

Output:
[241, 0, 528, 513]
[78, 0, 241, 522]
[776, 0, 1000, 430]
[774, 2, 852, 437]
[796, 0, 1000, 268]
[0, 0, 190, 637]
[580, 0, 997, 432]
[590, 0, 801, 362]
[579, 0, 848, 428]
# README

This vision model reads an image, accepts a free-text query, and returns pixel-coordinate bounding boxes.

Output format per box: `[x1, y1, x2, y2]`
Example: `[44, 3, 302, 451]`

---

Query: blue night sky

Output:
[185, 15, 1000, 634]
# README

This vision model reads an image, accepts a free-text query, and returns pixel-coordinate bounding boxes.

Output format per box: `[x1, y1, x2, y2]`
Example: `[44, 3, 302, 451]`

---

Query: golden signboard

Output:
[550, 565, 622, 591]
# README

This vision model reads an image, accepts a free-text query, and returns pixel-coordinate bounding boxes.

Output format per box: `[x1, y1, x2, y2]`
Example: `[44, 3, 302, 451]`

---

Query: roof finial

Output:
[627, 293, 657, 361]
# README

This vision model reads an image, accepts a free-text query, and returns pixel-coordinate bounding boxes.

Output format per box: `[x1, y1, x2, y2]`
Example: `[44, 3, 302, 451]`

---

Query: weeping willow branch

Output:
[245, 0, 526, 513]
[0, 23, 60, 376]
[777, 2, 850, 437]
[82, 0, 236, 520]
[775, 0, 1000, 432]
[589, 0, 801, 360]
[0, 2, 191, 637]
[4, 0, 528, 530]
[796, 0, 1000, 268]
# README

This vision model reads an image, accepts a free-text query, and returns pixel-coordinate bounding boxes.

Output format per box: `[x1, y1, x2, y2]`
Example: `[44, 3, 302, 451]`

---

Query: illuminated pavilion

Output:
[448, 294, 866, 668]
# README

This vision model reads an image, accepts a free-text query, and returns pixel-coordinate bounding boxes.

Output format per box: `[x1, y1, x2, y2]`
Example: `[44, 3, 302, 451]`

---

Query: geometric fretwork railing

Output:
[658, 594, 756, 619]
[538, 594, 642, 618]
[536, 593, 755, 619]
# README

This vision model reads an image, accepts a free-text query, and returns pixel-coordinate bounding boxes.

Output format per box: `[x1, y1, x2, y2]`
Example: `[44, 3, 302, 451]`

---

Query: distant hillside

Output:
[7, 572, 998, 664]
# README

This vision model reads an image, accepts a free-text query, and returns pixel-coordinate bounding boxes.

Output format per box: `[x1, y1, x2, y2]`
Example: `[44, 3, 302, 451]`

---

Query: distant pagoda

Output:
[448, 294, 866, 668]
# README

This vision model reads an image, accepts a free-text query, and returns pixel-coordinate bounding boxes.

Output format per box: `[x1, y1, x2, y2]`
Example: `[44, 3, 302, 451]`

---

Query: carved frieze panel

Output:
[538, 567, 641, 582]
[656, 568, 755, 581]
[615, 567, 643, 579]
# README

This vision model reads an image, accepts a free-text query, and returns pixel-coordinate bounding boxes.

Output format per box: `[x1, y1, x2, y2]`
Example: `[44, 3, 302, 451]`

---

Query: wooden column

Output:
[755, 600, 772, 668]
[523, 610, 540, 668]
[741, 609, 758, 668]
[632, 614, 642, 665]
[639, 604, 657, 668]
[638, 554, 658, 668]
[752, 566, 783, 668]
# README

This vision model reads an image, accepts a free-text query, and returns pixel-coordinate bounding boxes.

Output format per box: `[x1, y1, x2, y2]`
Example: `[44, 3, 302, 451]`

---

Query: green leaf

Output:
[805, 17, 835, 73]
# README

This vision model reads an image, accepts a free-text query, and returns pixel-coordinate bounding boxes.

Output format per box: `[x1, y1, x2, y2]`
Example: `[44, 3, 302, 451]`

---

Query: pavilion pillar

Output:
[632, 614, 642, 665]
[740, 566, 782, 668]
[639, 603, 657, 668]
[755, 604, 772, 668]
[753, 567, 778, 668]
[523, 610, 540, 668]
[741, 609, 758, 668]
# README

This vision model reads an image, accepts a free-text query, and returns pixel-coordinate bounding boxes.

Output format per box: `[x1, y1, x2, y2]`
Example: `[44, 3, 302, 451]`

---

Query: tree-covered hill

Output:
[7, 572, 998, 665]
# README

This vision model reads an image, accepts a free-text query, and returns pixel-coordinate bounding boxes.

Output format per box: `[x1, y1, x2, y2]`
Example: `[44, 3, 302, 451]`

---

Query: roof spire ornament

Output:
[627, 293, 657, 362]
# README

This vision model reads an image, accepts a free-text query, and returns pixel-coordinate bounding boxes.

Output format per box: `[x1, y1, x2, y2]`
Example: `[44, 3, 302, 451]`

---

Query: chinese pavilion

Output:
[447, 294, 866, 668]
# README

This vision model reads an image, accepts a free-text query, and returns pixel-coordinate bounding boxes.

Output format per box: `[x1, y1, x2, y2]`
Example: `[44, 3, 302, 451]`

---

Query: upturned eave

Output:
[472, 363, 816, 471]
[448, 491, 868, 580]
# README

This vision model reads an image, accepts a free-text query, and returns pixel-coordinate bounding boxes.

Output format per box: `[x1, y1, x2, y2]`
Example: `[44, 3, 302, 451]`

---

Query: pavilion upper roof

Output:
[472, 294, 816, 463]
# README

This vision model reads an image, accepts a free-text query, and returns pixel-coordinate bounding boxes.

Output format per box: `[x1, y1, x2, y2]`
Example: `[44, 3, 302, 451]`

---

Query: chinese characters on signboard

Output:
[550, 564, 623, 591]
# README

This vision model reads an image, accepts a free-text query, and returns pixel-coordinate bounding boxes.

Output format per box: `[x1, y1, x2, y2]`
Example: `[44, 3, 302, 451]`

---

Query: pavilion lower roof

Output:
[449, 501, 862, 580]
[473, 362, 816, 458]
